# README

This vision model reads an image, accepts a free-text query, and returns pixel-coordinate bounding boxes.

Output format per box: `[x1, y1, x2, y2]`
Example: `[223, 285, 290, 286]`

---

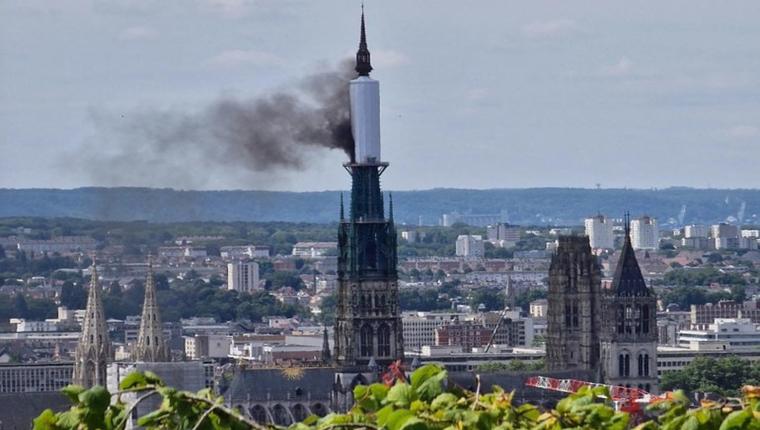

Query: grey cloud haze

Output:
[1, 0, 759, 191]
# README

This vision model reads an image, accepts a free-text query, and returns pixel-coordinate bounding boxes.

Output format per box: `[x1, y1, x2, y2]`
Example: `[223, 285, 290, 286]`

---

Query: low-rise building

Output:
[0, 362, 73, 393]
[678, 318, 760, 349]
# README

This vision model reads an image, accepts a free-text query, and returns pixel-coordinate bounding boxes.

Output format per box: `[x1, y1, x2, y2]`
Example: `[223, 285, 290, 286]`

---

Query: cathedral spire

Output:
[133, 255, 170, 362]
[355, 6, 373, 76]
[321, 327, 331, 364]
[612, 212, 650, 297]
[73, 258, 112, 387]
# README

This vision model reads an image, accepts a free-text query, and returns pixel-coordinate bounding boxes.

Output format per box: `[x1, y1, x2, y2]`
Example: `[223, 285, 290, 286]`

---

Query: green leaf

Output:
[353, 384, 369, 400]
[78, 386, 111, 411]
[384, 409, 424, 430]
[430, 392, 459, 411]
[32, 409, 58, 430]
[719, 410, 752, 430]
[136, 409, 170, 426]
[119, 372, 147, 390]
[60, 385, 85, 404]
[143, 371, 164, 386]
[414, 367, 446, 401]
[410, 364, 443, 390]
[386, 383, 414, 408]
[369, 383, 389, 401]
[55, 410, 80, 429]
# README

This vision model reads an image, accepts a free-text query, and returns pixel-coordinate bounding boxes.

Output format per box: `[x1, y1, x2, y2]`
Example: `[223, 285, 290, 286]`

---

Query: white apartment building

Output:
[678, 318, 760, 349]
[584, 214, 614, 249]
[455, 235, 484, 258]
[684, 224, 708, 238]
[402, 312, 466, 348]
[631, 216, 658, 250]
[184, 334, 232, 360]
[486, 223, 521, 248]
[291, 242, 337, 258]
[227, 261, 260, 293]
[529, 299, 548, 318]
[711, 223, 740, 250]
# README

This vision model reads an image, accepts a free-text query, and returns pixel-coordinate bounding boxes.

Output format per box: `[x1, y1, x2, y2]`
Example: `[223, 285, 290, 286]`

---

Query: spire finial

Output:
[624, 211, 631, 237]
[340, 193, 345, 220]
[355, 6, 373, 76]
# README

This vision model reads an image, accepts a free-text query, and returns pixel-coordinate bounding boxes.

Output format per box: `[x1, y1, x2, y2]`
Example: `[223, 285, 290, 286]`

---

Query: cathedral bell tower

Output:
[333, 10, 404, 369]
[600, 214, 658, 392]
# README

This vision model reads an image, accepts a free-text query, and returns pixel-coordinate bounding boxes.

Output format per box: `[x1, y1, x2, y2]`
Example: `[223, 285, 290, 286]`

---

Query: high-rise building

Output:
[599, 219, 658, 391]
[455, 235, 484, 258]
[684, 224, 708, 238]
[333, 12, 403, 369]
[584, 214, 614, 249]
[711, 223, 740, 250]
[546, 236, 602, 372]
[133, 257, 170, 362]
[486, 223, 520, 247]
[227, 261, 260, 293]
[72, 262, 112, 387]
[631, 216, 658, 250]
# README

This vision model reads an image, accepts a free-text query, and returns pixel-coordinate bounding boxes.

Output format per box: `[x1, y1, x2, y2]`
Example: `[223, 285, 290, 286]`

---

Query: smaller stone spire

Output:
[133, 255, 170, 362]
[73, 259, 112, 387]
[321, 327, 332, 364]
[355, 6, 373, 76]
[340, 193, 345, 220]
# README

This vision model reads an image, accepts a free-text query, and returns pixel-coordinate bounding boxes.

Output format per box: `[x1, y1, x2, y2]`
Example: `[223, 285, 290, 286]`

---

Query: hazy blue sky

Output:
[1, 0, 759, 191]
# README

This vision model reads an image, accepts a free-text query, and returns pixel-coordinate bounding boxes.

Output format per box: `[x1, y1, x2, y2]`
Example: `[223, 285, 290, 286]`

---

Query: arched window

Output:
[625, 306, 633, 334]
[360, 324, 373, 356]
[619, 352, 630, 377]
[565, 304, 572, 326]
[644, 353, 650, 376]
[377, 324, 391, 357]
[249, 405, 267, 424]
[642, 305, 650, 334]
[637, 353, 644, 376]
[635, 305, 642, 334]
[271, 404, 291, 427]
[617, 305, 625, 334]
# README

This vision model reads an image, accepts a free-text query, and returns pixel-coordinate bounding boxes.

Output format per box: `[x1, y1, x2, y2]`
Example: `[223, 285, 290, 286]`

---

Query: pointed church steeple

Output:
[133, 255, 170, 362]
[73, 259, 112, 387]
[355, 6, 373, 76]
[321, 327, 332, 364]
[612, 213, 650, 297]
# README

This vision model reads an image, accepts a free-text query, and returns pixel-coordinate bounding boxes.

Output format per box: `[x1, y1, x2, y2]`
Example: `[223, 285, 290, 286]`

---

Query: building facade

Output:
[599, 221, 658, 391]
[546, 236, 602, 372]
[585, 214, 614, 249]
[227, 261, 260, 293]
[631, 216, 658, 250]
[455, 235, 484, 258]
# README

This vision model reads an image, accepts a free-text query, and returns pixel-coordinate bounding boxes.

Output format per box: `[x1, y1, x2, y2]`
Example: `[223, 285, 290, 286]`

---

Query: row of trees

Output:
[660, 356, 760, 397]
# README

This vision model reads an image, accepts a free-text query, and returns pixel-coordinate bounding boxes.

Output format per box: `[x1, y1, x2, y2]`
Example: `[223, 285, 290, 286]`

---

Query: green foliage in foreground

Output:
[35, 365, 760, 430]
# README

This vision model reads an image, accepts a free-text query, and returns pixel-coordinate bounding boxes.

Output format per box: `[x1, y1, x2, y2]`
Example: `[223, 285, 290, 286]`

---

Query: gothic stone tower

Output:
[73, 262, 112, 387]
[333, 10, 403, 369]
[133, 257, 170, 362]
[546, 236, 602, 372]
[600, 217, 658, 391]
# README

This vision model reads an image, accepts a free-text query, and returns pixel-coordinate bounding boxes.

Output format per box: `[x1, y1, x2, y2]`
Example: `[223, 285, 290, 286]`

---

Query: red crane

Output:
[524, 375, 661, 414]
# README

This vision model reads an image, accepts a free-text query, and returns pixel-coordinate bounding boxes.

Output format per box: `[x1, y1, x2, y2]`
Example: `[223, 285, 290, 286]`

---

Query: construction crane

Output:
[484, 276, 514, 353]
[524, 375, 663, 414]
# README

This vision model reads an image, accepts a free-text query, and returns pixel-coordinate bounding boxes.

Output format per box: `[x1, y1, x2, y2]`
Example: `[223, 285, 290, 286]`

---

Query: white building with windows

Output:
[678, 318, 760, 350]
[455, 235, 484, 258]
[585, 214, 615, 249]
[227, 261, 260, 293]
[631, 216, 658, 250]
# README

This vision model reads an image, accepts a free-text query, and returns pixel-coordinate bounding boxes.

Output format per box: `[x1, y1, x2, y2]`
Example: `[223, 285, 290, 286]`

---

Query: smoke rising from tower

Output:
[78, 60, 355, 189]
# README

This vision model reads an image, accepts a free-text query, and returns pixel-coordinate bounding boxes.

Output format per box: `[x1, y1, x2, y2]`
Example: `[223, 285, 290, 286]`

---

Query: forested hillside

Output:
[1, 187, 759, 226]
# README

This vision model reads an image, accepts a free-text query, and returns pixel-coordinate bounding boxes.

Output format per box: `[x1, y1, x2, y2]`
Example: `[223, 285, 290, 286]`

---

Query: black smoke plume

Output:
[79, 60, 355, 189]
